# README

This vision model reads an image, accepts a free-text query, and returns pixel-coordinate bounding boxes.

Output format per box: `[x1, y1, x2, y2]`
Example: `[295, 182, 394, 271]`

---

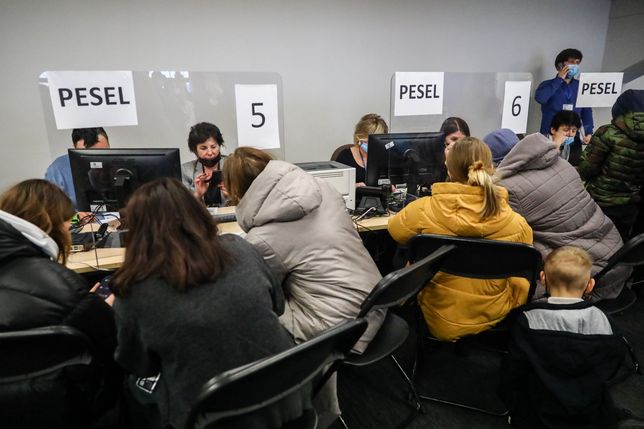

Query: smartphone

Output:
[96, 275, 113, 299]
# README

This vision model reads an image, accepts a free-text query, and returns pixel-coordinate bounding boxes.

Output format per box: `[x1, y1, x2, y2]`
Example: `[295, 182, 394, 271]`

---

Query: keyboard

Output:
[212, 212, 237, 223]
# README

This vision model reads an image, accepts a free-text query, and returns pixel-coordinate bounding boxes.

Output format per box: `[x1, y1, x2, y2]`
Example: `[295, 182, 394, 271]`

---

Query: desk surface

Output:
[67, 209, 392, 273]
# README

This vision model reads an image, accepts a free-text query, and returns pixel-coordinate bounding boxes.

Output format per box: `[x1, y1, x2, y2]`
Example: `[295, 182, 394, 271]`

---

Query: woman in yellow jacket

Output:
[388, 137, 533, 341]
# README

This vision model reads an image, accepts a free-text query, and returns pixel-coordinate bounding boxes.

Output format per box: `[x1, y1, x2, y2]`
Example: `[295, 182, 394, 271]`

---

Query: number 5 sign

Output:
[501, 81, 531, 134]
[235, 84, 281, 149]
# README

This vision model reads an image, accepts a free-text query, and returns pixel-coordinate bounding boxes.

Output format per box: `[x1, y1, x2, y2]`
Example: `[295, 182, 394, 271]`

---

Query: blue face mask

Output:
[566, 64, 580, 79]
[563, 136, 575, 146]
[360, 142, 368, 153]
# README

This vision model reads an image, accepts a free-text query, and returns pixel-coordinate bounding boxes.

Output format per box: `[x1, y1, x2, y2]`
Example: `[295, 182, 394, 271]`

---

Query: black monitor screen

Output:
[70, 148, 181, 211]
[366, 132, 445, 196]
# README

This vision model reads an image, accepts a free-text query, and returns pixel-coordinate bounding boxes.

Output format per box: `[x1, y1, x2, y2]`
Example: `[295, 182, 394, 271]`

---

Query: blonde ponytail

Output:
[446, 137, 502, 220]
[467, 161, 500, 219]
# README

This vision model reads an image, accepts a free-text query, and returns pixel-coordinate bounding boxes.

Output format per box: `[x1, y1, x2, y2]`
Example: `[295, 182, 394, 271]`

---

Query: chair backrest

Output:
[594, 233, 644, 283]
[0, 325, 93, 381]
[185, 319, 368, 429]
[0, 326, 96, 429]
[408, 234, 542, 299]
[330, 144, 353, 161]
[358, 245, 455, 318]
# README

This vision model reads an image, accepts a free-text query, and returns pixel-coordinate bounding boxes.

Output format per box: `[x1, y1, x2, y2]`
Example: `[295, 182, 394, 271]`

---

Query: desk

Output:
[67, 209, 393, 273]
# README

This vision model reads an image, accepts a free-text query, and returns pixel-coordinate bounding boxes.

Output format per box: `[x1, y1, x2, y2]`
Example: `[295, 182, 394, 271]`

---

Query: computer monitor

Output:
[366, 132, 445, 196]
[70, 148, 181, 211]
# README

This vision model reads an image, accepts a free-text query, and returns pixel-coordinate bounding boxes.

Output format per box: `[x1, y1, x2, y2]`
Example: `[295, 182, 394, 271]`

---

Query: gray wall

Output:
[0, 0, 612, 191]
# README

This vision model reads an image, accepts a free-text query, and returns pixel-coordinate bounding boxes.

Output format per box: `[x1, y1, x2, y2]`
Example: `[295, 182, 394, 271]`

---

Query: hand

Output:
[218, 183, 229, 199]
[557, 65, 569, 80]
[194, 171, 212, 200]
[77, 212, 95, 222]
[90, 282, 115, 306]
[583, 134, 591, 144]
[356, 182, 366, 187]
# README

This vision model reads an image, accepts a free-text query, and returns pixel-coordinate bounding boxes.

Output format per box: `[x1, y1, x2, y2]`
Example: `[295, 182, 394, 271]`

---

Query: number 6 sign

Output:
[501, 81, 531, 134]
[235, 84, 281, 149]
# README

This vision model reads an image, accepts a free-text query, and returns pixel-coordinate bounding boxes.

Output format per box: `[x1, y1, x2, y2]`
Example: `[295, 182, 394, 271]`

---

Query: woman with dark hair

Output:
[111, 178, 298, 429]
[181, 122, 227, 206]
[440, 116, 471, 154]
[0, 179, 118, 426]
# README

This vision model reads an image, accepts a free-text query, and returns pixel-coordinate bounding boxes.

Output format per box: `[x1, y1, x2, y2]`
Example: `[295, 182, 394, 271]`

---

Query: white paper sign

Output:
[394, 72, 444, 116]
[234, 84, 280, 149]
[501, 81, 531, 134]
[575, 73, 623, 108]
[46, 71, 138, 129]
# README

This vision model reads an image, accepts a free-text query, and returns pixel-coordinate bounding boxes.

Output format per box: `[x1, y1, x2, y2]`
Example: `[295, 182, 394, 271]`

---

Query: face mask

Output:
[360, 143, 368, 153]
[566, 64, 580, 79]
[199, 154, 221, 168]
[563, 136, 575, 146]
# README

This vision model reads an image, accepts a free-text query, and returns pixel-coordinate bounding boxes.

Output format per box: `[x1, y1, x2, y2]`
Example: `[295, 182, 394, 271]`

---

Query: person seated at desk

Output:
[0, 179, 119, 425]
[111, 178, 299, 429]
[335, 113, 388, 186]
[439, 116, 471, 180]
[388, 137, 533, 341]
[45, 127, 110, 209]
[491, 132, 630, 302]
[182, 122, 227, 206]
[223, 147, 385, 426]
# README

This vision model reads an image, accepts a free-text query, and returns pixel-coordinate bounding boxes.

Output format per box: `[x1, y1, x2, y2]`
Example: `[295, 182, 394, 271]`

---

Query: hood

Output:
[0, 211, 58, 263]
[611, 89, 644, 120]
[494, 133, 560, 179]
[236, 160, 323, 231]
[427, 182, 516, 238]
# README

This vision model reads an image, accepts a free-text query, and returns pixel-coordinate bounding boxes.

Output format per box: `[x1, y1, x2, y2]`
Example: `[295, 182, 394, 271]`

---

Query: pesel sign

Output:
[45, 71, 138, 129]
[575, 72, 623, 108]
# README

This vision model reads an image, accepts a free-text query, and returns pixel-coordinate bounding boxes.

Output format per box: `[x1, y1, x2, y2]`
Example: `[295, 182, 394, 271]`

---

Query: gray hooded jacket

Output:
[494, 133, 631, 300]
[236, 160, 384, 352]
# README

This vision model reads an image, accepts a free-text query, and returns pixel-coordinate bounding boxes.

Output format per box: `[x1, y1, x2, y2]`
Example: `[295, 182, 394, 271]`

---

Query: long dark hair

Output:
[111, 178, 230, 295]
[0, 179, 74, 264]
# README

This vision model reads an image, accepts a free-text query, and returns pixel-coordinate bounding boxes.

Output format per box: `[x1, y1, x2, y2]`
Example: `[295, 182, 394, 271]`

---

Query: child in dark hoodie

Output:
[502, 246, 626, 428]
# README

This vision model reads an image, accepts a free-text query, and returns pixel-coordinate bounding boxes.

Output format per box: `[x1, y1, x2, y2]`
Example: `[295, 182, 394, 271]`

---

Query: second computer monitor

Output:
[70, 148, 181, 212]
[366, 132, 445, 195]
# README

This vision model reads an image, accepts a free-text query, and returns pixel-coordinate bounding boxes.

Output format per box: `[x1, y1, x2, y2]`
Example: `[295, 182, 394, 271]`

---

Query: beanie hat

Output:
[483, 129, 519, 163]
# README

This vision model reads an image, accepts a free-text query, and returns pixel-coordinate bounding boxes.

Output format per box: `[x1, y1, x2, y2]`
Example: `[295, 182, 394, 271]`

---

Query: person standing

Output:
[535, 48, 593, 165]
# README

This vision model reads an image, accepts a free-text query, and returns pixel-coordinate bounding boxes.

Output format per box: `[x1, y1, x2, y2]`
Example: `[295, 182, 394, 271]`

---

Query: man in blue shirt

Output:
[45, 128, 110, 208]
[535, 49, 593, 165]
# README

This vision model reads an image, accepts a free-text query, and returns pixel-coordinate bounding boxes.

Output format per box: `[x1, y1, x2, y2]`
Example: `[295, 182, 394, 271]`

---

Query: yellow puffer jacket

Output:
[388, 182, 533, 341]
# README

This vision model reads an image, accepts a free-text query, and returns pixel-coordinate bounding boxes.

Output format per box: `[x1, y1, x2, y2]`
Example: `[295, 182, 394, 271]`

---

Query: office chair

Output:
[330, 144, 353, 162]
[408, 234, 542, 416]
[0, 325, 102, 429]
[185, 319, 368, 429]
[595, 233, 644, 315]
[341, 245, 455, 421]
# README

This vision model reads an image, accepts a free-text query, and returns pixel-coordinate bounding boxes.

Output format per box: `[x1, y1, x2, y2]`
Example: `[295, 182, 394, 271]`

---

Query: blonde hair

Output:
[0, 179, 75, 264]
[353, 113, 388, 145]
[543, 246, 593, 295]
[445, 137, 501, 219]
[222, 147, 273, 205]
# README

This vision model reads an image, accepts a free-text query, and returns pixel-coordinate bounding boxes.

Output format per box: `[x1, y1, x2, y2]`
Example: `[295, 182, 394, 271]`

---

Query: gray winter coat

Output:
[495, 133, 631, 300]
[236, 160, 384, 353]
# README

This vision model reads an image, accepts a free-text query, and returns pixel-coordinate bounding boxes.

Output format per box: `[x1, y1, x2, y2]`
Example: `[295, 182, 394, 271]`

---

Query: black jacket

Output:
[0, 218, 119, 427]
[501, 300, 626, 429]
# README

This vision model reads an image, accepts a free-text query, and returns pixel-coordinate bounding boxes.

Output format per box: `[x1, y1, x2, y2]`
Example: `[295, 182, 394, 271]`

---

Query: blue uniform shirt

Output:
[45, 154, 77, 207]
[535, 76, 594, 136]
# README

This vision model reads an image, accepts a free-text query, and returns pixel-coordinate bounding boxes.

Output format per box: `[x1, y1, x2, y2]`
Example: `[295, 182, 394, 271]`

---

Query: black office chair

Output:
[342, 245, 455, 418]
[185, 319, 368, 429]
[595, 233, 644, 314]
[331, 144, 353, 162]
[0, 325, 103, 429]
[408, 234, 542, 415]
